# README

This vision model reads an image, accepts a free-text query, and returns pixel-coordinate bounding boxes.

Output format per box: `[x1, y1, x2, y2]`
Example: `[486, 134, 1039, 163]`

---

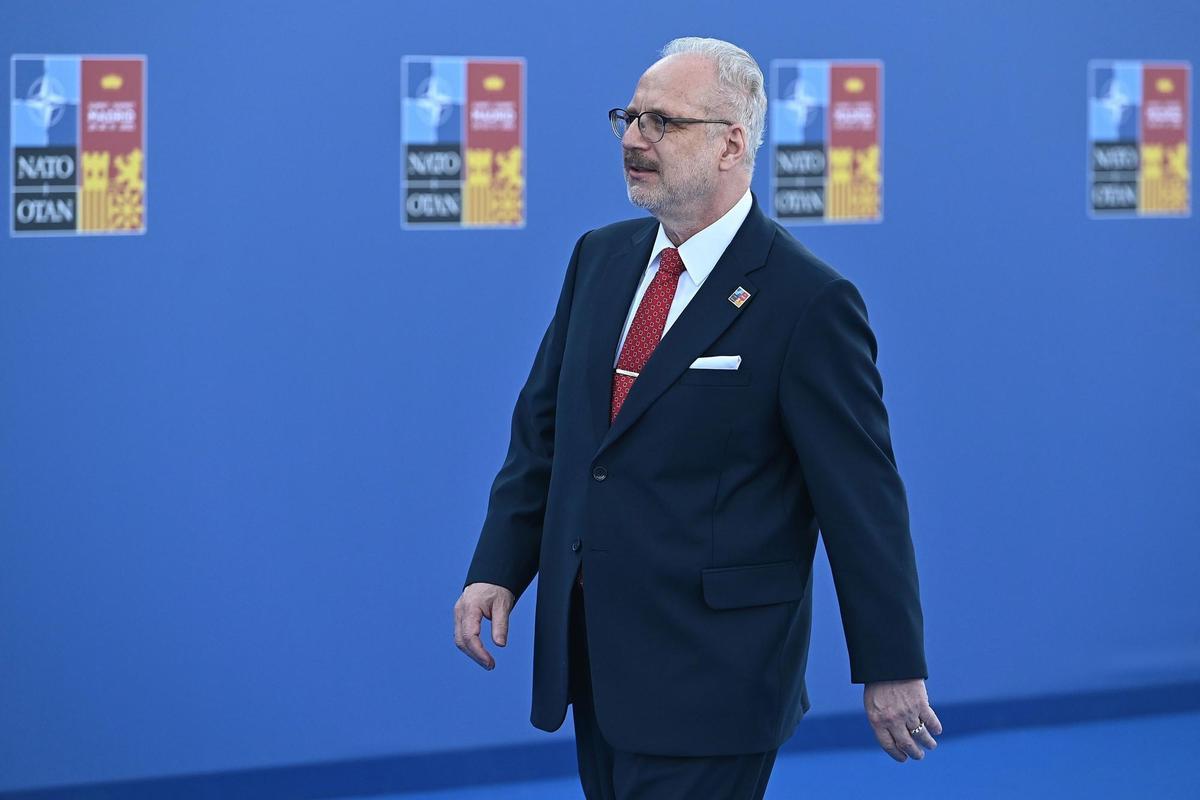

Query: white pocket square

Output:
[689, 355, 742, 370]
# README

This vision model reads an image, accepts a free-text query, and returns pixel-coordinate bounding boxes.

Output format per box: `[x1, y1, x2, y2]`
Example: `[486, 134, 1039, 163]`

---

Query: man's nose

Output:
[622, 119, 650, 150]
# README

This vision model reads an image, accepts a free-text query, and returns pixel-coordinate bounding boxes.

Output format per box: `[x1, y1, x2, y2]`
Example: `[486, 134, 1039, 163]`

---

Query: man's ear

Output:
[718, 124, 748, 172]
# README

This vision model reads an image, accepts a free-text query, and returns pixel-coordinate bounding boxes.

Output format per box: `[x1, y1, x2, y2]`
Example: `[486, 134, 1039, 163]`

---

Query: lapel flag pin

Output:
[728, 286, 752, 308]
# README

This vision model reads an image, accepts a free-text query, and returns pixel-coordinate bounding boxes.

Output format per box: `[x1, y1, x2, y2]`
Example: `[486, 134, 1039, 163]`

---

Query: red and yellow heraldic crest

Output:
[464, 61, 523, 226]
[80, 59, 145, 232]
[827, 64, 881, 222]
[1139, 65, 1190, 215]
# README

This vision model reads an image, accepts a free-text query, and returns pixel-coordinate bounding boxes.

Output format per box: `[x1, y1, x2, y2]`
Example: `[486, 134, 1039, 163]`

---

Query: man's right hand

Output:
[454, 582, 516, 670]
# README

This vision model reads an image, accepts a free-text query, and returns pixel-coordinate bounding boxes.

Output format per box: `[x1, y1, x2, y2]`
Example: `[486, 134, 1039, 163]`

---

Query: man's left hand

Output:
[863, 679, 942, 762]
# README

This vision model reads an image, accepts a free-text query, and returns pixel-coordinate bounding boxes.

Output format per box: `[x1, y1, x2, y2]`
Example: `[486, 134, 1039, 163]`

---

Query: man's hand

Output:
[454, 582, 516, 670]
[864, 679, 942, 762]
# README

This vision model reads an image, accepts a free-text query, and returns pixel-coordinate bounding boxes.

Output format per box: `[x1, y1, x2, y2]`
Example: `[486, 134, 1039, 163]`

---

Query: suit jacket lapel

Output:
[585, 220, 658, 447]
[592, 195, 777, 459]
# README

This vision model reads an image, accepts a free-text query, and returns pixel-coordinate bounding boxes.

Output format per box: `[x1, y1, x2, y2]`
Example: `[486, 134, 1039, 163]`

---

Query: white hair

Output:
[660, 37, 767, 173]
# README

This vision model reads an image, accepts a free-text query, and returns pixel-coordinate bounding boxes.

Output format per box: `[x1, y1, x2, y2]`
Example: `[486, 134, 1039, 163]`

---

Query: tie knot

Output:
[658, 247, 686, 279]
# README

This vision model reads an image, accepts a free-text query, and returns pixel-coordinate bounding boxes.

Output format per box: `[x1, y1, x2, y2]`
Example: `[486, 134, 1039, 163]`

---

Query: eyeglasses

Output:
[608, 108, 733, 143]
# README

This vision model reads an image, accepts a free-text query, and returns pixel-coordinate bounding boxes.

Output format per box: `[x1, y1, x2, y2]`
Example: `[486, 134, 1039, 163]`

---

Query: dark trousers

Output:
[568, 576, 779, 800]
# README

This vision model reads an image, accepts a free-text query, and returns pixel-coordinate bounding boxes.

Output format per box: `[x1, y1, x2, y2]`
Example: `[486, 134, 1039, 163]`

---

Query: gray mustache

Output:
[624, 157, 659, 171]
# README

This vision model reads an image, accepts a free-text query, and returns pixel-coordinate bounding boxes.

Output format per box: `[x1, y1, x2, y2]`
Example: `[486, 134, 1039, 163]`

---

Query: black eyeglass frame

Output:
[608, 108, 734, 143]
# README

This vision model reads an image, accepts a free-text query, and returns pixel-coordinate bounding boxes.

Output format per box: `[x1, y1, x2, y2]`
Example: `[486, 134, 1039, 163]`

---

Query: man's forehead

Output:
[627, 54, 716, 114]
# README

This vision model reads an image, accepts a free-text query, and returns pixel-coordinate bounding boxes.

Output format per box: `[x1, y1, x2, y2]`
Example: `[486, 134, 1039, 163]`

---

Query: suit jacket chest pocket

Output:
[677, 367, 752, 386]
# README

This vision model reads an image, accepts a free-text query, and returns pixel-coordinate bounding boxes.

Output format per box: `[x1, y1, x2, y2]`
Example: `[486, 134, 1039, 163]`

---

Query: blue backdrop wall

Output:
[1, 0, 1197, 793]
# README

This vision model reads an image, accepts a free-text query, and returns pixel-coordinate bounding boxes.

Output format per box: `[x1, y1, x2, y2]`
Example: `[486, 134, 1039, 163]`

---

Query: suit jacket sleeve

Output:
[463, 232, 587, 602]
[779, 278, 928, 684]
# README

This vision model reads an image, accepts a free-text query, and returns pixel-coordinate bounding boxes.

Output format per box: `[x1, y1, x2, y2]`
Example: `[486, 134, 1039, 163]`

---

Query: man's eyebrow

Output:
[627, 106, 678, 117]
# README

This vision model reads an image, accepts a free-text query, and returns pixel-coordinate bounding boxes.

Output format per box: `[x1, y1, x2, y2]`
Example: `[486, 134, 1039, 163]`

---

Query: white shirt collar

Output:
[646, 189, 753, 286]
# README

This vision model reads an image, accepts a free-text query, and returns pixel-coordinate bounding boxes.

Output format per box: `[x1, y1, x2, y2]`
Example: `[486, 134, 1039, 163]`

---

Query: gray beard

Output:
[625, 171, 711, 218]
[626, 181, 665, 212]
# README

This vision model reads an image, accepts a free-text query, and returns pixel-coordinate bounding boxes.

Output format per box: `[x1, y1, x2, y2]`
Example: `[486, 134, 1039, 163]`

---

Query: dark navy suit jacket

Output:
[465, 194, 927, 757]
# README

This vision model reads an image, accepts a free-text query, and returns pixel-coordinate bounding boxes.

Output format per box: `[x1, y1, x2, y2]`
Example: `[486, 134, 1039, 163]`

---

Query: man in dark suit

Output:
[454, 37, 941, 798]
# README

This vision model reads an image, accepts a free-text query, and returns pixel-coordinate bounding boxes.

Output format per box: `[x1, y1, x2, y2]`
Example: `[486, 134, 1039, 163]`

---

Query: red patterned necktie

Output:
[610, 247, 687, 424]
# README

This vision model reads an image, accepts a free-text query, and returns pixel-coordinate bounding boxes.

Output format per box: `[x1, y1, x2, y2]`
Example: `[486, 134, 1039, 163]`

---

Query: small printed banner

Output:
[401, 56, 525, 228]
[770, 60, 882, 224]
[1088, 60, 1191, 218]
[11, 55, 146, 236]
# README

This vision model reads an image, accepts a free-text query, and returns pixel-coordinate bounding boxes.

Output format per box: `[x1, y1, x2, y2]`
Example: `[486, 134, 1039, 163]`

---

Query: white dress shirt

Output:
[613, 189, 753, 366]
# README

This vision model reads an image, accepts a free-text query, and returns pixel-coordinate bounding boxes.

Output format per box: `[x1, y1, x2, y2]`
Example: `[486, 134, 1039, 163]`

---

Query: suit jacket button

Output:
[571, 540, 581, 552]
[592, 466, 608, 481]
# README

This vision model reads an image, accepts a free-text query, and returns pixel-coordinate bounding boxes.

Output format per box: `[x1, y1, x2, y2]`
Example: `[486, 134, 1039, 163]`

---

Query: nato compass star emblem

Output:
[780, 78, 819, 130]
[1098, 77, 1132, 128]
[24, 73, 68, 130]
[414, 76, 454, 127]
